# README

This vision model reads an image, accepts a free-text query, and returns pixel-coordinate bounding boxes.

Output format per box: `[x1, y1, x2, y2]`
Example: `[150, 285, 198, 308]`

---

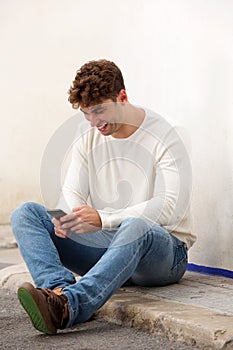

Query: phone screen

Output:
[47, 209, 67, 220]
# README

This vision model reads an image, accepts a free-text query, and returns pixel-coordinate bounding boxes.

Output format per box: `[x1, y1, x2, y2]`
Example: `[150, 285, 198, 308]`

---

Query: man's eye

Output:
[95, 109, 105, 115]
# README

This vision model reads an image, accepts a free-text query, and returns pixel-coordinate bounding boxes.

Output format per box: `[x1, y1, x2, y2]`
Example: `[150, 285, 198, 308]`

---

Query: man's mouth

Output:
[97, 121, 108, 131]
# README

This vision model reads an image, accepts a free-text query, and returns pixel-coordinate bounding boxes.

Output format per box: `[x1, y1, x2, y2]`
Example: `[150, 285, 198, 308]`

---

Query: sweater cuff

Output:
[97, 209, 126, 230]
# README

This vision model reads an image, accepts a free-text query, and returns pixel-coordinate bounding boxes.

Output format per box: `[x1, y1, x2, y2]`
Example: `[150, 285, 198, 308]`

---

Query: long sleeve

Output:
[97, 130, 190, 233]
[57, 109, 196, 249]
[57, 137, 89, 213]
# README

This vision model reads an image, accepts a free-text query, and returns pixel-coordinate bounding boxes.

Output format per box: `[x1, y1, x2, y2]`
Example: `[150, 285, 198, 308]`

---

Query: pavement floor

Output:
[1, 288, 203, 350]
[1, 225, 233, 349]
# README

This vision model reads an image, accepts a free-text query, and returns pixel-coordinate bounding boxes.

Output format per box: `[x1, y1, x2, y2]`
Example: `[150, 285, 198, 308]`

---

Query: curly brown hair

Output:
[68, 59, 125, 109]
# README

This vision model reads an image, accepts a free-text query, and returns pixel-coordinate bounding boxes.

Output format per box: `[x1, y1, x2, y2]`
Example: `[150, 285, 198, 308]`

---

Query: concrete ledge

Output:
[96, 289, 233, 350]
[1, 264, 233, 349]
[0, 263, 32, 290]
[2, 226, 233, 348]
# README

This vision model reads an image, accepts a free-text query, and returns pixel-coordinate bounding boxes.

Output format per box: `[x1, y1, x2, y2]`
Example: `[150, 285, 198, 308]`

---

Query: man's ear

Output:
[117, 89, 128, 104]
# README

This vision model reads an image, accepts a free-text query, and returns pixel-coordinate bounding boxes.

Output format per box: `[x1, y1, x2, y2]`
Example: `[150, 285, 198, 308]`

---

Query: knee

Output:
[10, 202, 43, 225]
[122, 217, 152, 233]
[113, 217, 152, 246]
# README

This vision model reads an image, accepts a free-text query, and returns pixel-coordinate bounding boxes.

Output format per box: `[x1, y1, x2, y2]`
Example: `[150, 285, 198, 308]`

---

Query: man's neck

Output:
[112, 105, 145, 138]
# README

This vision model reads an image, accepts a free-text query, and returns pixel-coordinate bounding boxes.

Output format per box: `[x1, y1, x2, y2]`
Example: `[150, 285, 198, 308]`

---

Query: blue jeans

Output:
[10, 202, 187, 327]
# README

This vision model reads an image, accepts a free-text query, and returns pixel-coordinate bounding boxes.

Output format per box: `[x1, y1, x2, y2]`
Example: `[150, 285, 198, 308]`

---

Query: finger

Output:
[52, 217, 60, 226]
[72, 205, 87, 214]
[61, 217, 81, 230]
[56, 233, 67, 239]
[60, 213, 77, 223]
[54, 224, 70, 235]
[54, 228, 67, 239]
[62, 223, 83, 233]
[72, 206, 82, 212]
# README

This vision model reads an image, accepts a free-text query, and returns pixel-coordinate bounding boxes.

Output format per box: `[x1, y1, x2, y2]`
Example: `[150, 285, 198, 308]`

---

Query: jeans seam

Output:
[171, 244, 187, 271]
[78, 240, 144, 307]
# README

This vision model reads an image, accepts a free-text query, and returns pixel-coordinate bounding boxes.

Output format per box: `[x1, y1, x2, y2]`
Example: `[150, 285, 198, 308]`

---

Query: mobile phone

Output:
[47, 209, 67, 220]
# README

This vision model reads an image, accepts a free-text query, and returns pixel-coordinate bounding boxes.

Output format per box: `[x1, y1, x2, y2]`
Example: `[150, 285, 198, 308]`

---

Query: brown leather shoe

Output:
[17, 282, 69, 335]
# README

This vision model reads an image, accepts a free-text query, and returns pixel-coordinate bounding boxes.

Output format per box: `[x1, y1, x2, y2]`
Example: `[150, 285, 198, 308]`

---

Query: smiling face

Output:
[80, 90, 129, 138]
[69, 60, 142, 138]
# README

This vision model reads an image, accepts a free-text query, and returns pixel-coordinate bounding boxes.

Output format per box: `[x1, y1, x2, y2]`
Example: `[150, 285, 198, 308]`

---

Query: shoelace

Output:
[40, 288, 66, 309]
[38, 288, 68, 329]
[37, 287, 68, 328]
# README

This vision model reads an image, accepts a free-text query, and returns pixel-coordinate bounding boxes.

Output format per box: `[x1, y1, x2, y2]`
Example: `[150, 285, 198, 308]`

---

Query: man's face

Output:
[80, 99, 124, 137]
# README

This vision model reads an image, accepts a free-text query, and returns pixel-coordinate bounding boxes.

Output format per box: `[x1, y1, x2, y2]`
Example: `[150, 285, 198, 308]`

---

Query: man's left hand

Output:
[52, 205, 102, 236]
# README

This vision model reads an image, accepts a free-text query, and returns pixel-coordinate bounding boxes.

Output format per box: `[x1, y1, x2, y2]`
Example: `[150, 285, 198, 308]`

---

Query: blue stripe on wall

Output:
[187, 263, 233, 279]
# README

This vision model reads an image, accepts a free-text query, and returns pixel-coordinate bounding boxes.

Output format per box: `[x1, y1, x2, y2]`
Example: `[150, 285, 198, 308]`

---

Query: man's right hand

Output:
[52, 214, 76, 239]
[53, 222, 69, 239]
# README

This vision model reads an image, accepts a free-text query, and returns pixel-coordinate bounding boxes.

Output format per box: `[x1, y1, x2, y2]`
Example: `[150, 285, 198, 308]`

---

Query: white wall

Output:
[0, 0, 232, 270]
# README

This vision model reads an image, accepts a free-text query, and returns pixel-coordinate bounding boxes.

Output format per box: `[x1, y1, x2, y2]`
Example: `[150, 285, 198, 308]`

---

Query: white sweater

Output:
[58, 108, 196, 250]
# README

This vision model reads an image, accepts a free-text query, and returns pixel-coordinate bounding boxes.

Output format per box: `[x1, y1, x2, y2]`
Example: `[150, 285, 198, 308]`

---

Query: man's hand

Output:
[52, 205, 102, 238]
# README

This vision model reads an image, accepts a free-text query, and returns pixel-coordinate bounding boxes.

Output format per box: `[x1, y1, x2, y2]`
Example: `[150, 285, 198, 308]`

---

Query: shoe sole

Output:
[18, 286, 56, 335]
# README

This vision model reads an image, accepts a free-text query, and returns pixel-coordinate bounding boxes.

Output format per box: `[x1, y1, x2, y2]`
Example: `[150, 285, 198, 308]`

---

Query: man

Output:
[11, 59, 196, 335]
